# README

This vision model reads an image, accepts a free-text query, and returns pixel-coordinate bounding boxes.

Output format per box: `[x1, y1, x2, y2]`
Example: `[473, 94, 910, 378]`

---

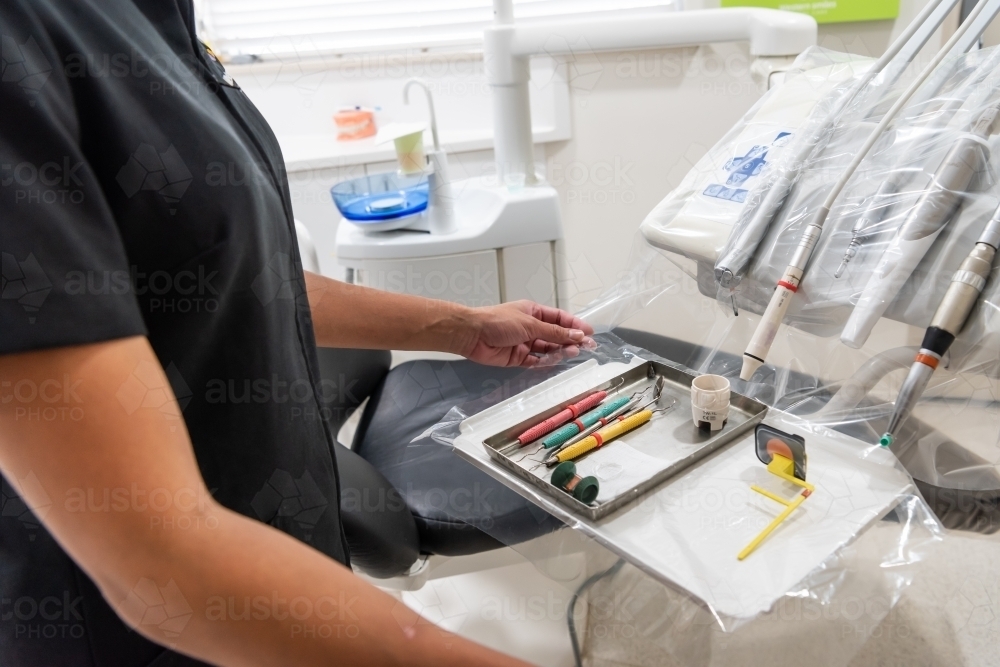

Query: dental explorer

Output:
[714, 0, 955, 292]
[738, 0, 994, 381]
[840, 103, 999, 349]
[880, 202, 1000, 447]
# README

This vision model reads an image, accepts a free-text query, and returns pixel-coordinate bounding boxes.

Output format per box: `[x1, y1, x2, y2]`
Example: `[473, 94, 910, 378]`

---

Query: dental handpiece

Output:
[713, 0, 955, 290]
[738, 0, 997, 381]
[835, 174, 903, 279]
[841, 105, 998, 349]
[739, 216, 824, 380]
[836, 48, 1000, 278]
[715, 140, 820, 289]
[880, 202, 1000, 447]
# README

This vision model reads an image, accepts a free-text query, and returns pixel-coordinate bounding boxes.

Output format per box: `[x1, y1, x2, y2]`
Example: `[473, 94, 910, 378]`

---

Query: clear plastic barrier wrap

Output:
[400, 42, 1000, 666]
[413, 336, 941, 665]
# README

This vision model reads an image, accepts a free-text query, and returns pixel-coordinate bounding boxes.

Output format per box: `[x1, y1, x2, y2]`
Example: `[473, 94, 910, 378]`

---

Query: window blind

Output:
[196, 0, 679, 62]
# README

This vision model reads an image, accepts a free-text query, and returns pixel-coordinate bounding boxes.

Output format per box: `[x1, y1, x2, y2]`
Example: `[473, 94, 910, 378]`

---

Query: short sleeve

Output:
[1, 1, 147, 354]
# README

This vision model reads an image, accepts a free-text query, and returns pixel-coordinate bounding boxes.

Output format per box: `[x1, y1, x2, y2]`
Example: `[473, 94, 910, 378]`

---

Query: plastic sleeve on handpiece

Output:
[516, 391, 607, 445]
[841, 132, 989, 348]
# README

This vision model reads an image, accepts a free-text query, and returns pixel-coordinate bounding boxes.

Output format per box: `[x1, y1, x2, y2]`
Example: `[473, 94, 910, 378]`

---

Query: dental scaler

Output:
[841, 104, 999, 349]
[880, 203, 1000, 447]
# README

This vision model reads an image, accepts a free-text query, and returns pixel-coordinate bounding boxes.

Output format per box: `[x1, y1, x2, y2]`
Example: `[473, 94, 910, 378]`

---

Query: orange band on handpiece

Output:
[915, 353, 939, 369]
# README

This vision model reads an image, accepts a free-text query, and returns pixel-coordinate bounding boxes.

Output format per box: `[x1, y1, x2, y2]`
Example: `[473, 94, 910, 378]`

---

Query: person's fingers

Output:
[528, 319, 586, 345]
[530, 340, 562, 354]
[505, 342, 532, 367]
[528, 303, 595, 336]
[532, 344, 578, 367]
[519, 354, 540, 368]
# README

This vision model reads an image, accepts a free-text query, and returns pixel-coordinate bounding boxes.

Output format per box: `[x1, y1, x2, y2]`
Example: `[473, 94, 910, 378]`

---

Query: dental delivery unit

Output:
[639, 0, 1000, 448]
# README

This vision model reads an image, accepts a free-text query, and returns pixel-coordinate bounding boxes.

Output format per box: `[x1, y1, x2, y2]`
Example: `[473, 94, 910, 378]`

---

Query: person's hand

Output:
[458, 300, 595, 367]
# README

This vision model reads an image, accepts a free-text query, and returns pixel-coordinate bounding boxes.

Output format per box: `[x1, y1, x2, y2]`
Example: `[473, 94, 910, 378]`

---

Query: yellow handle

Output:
[556, 410, 652, 462]
[737, 493, 807, 561]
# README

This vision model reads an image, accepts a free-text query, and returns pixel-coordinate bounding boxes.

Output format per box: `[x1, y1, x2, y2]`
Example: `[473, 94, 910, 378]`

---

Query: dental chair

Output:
[295, 222, 1000, 581]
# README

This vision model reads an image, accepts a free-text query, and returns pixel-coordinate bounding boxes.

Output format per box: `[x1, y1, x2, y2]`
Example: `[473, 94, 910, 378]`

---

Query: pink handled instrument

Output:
[516, 391, 607, 445]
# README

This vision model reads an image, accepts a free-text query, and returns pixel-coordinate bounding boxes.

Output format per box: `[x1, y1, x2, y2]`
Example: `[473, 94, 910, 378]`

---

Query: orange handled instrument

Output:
[553, 409, 652, 463]
[516, 391, 606, 445]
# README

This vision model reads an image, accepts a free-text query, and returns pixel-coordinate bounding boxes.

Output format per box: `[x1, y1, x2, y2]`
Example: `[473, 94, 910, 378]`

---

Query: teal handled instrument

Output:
[540, 395, 632, 449]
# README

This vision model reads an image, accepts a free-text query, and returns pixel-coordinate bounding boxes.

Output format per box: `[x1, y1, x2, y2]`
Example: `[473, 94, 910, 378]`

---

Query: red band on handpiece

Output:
[777, 280, 798, 292]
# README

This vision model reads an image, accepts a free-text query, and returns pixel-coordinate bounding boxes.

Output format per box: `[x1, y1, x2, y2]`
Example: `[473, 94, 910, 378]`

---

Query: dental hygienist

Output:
[0, 2, 594, 665]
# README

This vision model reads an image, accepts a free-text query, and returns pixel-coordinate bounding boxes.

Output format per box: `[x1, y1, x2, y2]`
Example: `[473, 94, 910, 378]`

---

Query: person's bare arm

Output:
[0, 337, 531, 667]
[304, 271, 594, 367]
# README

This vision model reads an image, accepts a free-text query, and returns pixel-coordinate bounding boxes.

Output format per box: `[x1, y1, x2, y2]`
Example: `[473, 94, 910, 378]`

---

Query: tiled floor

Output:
[393, 526, 997, 667]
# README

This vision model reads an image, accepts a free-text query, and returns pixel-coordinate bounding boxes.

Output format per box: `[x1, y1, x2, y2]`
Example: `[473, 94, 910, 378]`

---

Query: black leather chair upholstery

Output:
[351, 360, 566, 557]
[315, 347, 421, 578]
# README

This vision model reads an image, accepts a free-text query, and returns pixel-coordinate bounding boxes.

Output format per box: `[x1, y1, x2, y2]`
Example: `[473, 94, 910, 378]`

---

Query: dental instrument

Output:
[738, 425, 813, 560]
[880, 202, 1000, 447]
[547, 378, 673, 465]
[515, 391, 608, 445]
[840, 103, 998, 348]
[549, 409, 655, 465]
[714, 0, 956, 293]
[541, 395, 633, 449]
[739, 0, 996, 381]
[550, 461, 600, 505]
[536, 380, 662, 463]
[543, 398, 643, 463]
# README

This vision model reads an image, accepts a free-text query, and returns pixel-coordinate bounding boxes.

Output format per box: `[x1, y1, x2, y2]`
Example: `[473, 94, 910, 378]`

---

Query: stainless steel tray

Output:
[481, 360, 768, 520]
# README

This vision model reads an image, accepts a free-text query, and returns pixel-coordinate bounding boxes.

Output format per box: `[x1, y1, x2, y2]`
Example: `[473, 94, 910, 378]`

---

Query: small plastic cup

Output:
[690, 374, 730, 432]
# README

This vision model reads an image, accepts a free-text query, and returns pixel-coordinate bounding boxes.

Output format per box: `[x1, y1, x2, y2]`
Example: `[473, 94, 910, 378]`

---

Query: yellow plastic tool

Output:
[737, 453, 814, 561]
[554, 409, 652, 463]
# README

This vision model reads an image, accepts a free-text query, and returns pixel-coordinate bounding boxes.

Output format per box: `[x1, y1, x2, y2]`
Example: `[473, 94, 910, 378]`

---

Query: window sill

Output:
[279, 124, 569, 173]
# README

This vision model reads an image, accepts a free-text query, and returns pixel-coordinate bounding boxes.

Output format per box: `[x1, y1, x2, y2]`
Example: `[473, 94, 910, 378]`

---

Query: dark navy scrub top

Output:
[1, 1, 349, 664]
